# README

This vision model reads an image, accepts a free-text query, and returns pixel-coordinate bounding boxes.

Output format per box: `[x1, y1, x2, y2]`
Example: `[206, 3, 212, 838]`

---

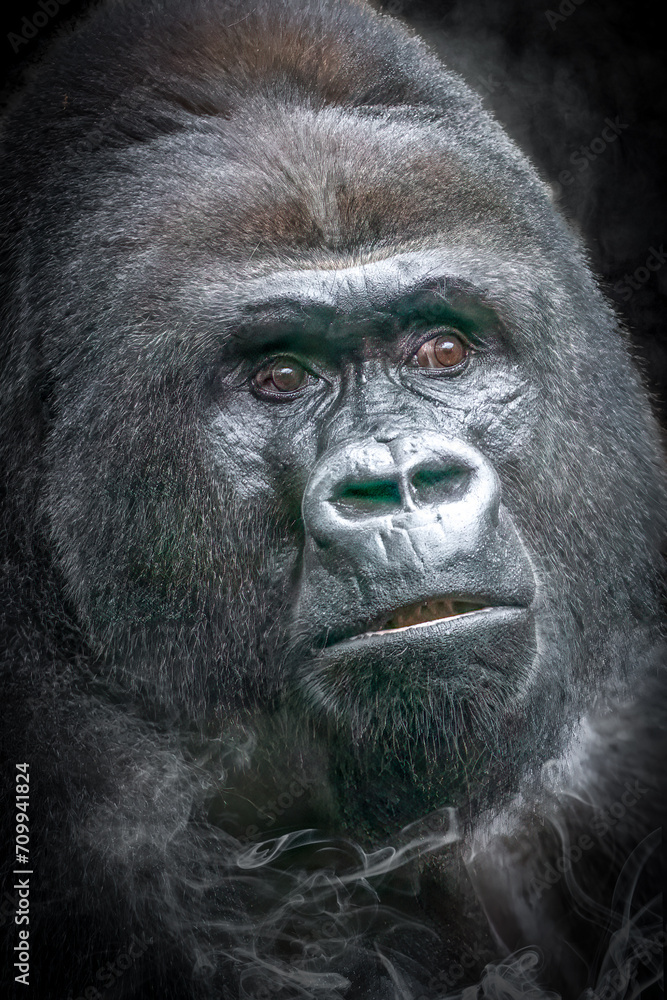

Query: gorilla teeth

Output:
[374, 598, 488, 633]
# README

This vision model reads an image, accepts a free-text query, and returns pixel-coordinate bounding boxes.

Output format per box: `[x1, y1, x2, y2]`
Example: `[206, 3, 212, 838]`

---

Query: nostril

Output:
[411, 466, 469, 503]
[333, 478, 402, 513]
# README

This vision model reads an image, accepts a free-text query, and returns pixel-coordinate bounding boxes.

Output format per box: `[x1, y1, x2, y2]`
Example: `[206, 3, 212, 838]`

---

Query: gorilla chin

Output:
[1, 0, 665, 997]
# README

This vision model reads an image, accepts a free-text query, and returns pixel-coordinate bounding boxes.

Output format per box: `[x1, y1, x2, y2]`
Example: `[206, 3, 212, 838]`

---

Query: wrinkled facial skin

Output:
[208, 253, 540, 756]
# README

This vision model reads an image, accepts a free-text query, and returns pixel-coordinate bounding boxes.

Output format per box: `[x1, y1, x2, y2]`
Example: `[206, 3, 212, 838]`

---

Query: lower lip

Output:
[362, 606, 494, 637]
[330, 606, 524, 651]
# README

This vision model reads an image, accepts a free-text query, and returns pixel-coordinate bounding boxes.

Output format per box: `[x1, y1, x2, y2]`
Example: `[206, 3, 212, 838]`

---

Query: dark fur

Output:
[1, 1, 665, 998]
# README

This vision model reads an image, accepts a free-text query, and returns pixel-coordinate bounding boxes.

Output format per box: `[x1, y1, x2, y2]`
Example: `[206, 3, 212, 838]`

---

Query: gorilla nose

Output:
[298, 435, 534, 644]
[303, 432, 500, 537]
[332, 464, 469, 516]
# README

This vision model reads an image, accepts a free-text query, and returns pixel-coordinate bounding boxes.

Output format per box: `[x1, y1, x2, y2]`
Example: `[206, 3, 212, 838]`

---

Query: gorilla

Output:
[0, 0, 665, 998]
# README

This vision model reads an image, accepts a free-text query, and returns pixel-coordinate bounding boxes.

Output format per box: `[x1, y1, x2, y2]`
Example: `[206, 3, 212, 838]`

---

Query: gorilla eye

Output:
[413, 332, 469, 371]
[252, 356, 312, 399]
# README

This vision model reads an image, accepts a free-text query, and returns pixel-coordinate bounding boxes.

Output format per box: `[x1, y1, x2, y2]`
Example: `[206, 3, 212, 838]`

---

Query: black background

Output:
[2, 0, 666, 417]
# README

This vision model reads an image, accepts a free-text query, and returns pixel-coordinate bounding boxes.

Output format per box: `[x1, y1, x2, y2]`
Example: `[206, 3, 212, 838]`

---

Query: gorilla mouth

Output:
[366, 597, 489, 635]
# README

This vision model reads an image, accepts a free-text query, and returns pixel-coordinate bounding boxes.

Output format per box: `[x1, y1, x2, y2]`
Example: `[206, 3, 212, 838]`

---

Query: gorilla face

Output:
[216, 252, 539, 750]
[2, 2, 666, 995]
[38, 98, 663, 812]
